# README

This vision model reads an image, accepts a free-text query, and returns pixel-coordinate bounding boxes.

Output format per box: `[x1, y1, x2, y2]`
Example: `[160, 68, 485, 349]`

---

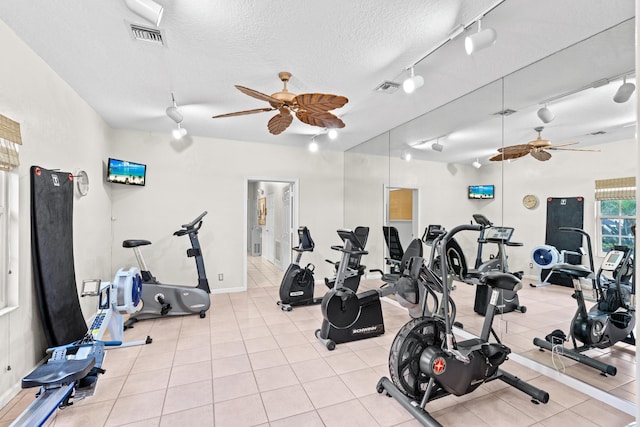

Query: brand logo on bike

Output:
[432, 357, 446, 375]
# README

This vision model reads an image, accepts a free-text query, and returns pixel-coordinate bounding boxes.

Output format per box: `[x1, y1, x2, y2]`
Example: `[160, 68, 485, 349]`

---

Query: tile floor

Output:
[0, 255, 636, 426]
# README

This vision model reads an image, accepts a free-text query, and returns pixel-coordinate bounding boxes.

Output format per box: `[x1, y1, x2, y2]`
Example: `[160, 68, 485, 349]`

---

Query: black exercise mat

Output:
[545, 196, 584, 287]
[31, 166, 87, 347]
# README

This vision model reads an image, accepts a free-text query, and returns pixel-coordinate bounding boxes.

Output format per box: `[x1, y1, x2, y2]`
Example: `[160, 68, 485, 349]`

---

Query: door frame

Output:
[243, 176, 299, 291]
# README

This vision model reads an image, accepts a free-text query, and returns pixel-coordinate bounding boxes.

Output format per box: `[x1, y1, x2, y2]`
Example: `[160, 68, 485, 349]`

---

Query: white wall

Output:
[0, 18, 113, 407]
[108, 131, 345, 291]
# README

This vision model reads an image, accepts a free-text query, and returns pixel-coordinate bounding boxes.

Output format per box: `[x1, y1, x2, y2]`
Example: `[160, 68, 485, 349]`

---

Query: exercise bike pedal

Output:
[160, 303, 172, 316]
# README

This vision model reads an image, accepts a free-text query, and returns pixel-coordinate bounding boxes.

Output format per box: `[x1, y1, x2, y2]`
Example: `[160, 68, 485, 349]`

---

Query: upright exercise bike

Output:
[534, 228, 635, 376]
[377, 224, 549, 427]
[277, 226, 319, 311]
[123, 211, 211, 328]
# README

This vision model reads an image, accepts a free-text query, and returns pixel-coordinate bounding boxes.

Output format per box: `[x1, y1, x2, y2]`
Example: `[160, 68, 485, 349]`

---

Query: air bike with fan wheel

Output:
[533, 227, 635, 376]
[11, 268, 151, 427]
[376, 224, 549, 427]
[123, 211, 211, 329]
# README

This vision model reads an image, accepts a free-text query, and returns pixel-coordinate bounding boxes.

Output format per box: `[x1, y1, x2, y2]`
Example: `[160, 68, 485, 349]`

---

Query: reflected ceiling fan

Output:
[489, 126, 599, 162]
[212, 72, 348, 135]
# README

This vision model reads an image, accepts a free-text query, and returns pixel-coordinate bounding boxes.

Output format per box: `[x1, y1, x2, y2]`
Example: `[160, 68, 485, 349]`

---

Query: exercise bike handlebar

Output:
[174, 211, 208, 236]
[558, 226, 595, 276]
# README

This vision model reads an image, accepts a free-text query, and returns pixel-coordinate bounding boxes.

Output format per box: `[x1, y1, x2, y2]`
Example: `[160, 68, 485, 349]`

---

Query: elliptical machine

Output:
[377, 224, 549, 426]
[123, 211, 211, 328]
[534, 228, 635, 376]
[277, 226, 319, 311]
[315, 229, 389, 350]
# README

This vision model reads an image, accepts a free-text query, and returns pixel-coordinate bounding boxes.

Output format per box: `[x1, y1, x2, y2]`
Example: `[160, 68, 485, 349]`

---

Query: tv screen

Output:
[468, 185, 494, 199]
[107, 158, 146, 186]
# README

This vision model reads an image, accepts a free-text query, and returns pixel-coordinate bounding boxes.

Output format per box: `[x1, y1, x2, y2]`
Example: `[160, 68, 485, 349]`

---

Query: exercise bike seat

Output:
[22, 357, 96, 389]
[480, 272, 522, 292]
[551, 263, 594, 279]
[122, 239, 152, 248]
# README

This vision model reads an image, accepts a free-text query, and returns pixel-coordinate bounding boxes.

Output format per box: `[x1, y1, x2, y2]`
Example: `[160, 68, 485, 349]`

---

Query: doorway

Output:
[383, 187, 420, 265]
[244, 177, 299, 290]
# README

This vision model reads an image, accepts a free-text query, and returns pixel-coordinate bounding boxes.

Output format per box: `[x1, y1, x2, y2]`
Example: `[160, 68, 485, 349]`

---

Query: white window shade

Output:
[595, 177, 636, 200]
[0, 115, 21, 171]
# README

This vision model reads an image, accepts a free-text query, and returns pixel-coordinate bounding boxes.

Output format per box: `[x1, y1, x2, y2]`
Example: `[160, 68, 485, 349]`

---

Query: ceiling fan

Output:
[489, 126, 599, 162]
[212, 72, 348, 135]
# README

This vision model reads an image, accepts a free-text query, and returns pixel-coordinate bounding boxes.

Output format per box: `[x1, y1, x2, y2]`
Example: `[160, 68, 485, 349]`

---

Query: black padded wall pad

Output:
[545, 197, 584, 287]
[31, 166, 87, 347]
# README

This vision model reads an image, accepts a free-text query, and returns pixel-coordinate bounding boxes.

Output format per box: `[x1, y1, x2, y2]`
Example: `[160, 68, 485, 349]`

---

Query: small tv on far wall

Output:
[106, 158, 146, 186]
[468, 185, 494, 199]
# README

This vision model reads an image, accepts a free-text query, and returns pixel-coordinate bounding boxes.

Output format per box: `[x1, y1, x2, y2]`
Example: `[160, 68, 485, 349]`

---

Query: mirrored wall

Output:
[344, 16, 636, 406]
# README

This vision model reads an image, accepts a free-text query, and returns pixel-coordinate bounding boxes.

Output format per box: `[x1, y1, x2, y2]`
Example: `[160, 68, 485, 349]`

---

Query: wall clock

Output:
[522, 194, 539, 209]
[75, 170, 89, 197]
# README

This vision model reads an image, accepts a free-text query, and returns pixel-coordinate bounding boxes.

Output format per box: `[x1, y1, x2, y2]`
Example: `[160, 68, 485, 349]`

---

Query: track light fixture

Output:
[465, 19, 497, 55]
[402, 151, 412, 162]
[124, 0, 164, 26]
[166, 106, 183, 124]
[431, 138, 444, 152]
[308, 137, 319, 152]
[172, 123, 187, 140]
[472, 158, 482, 169]
[537, 104, 554, 123]
[402, 67, 424, 94]
[613, 76, 636, 103]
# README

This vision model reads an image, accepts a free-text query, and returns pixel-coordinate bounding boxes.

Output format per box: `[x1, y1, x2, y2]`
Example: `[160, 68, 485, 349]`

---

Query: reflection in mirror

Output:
[344, 13, 636, 411]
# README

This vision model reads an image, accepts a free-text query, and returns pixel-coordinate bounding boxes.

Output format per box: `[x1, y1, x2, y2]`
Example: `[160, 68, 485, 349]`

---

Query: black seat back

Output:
[297, 226, 314, 251]
[383, 226, 404, 264]
[399, 238, 423, 273]
[348, 226, 370, 269]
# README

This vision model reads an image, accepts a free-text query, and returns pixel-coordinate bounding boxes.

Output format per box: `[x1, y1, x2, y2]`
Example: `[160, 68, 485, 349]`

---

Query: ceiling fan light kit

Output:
[212, 71, 348, 136]
[124, 0, 164, 26]
[327, 128, 338, 140]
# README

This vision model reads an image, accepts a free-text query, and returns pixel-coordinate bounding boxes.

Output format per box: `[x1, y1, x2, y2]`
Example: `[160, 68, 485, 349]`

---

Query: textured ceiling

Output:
[0, 0, 635, 163]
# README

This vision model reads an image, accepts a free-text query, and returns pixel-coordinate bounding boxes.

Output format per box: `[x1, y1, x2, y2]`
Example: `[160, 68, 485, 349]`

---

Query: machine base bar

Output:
[9, 384, 74, 427]
[533, 337, 617, 376]
[376, 377, 442, 427]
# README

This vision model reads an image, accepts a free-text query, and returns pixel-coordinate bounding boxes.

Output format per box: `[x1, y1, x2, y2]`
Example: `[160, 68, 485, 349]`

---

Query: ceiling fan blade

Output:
[548, 147, 600, 152]
[489, 150, 531, 161]
[497, 144, 531, 153]
[546, 141, 579, 149]
[212, 107, 275, 119]
[235, 85, 284, 107]
[267, 108, 293, 135]
[296, 111, 345, 129]
[531, 149, 552, 161]
[295, 93, 349, 113]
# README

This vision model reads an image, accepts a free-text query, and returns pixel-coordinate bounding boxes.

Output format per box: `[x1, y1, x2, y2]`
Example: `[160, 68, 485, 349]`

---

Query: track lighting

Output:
[465, 20, 497, 55]
[166, 106, 183, 124]
[124, 0, 164, 26]
[431, 140, 444, 152]
[327, 128, 338, 140]
[172, 124, 187, 140]
[613, 76, 636, 103]
[537, 104, 554, 123]
[472, 158, 482, 169]
[402, 151, 412, 162]
[308, 136, 319, 152]
[402, 67, 424, 94]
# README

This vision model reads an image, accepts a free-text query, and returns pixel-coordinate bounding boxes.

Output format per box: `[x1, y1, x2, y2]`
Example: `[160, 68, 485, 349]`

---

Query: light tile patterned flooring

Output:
[0, 255, 636, 426]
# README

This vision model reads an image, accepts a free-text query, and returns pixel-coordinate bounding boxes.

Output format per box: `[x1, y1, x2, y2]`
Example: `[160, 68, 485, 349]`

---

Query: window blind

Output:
[594, 177, 636, 200]
[0, 114, 22, 171]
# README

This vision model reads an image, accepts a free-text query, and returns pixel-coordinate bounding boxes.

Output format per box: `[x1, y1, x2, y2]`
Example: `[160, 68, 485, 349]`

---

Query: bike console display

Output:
[484, 226, 514, 243]
[601, 249, 625, 271]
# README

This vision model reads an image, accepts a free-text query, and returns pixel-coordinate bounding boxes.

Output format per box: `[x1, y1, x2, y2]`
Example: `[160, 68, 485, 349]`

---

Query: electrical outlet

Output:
[218, 273, 224, 281]
[529, 262, 533, 269]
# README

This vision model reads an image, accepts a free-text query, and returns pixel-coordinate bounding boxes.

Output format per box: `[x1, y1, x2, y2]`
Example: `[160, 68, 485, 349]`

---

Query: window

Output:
[595, 177, 636, 254]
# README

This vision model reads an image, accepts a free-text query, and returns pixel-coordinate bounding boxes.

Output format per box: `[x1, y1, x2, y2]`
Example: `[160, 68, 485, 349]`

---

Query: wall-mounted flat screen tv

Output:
[468, 185, 494, 199]
[106, 158, 146, 186]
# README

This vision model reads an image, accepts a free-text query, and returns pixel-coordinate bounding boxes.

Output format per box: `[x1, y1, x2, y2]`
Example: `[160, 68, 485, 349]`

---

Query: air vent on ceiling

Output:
[375, 81, 401, 94]
[590, 130, 607, 135]
[493, 108, 517, 116]
[129, 24, 165, 46]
